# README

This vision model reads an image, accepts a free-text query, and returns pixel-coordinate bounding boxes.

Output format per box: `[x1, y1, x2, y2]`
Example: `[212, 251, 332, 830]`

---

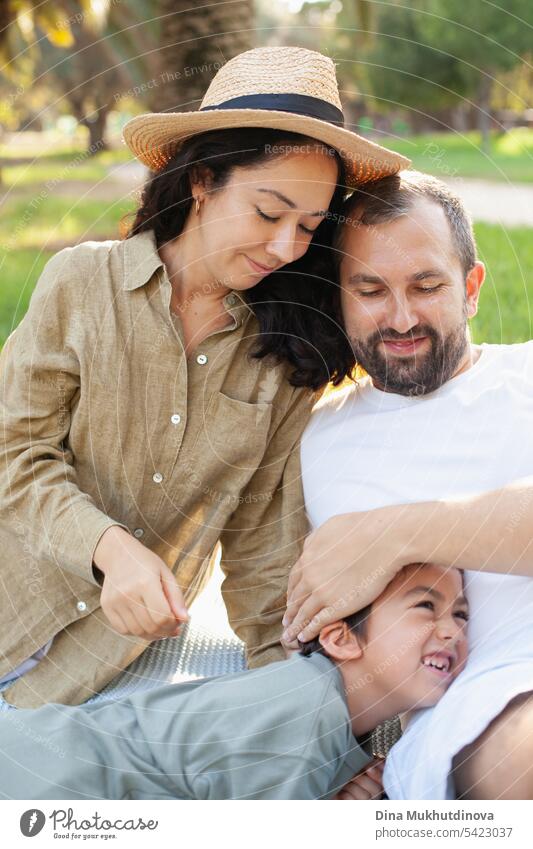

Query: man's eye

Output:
[359, 290, 383, 297]
[256, 207, 279, 223]
[418, 285, 443, 293]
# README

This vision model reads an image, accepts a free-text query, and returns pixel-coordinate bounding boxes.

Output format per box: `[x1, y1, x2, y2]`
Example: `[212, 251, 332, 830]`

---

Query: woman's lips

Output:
[382, 337, 428, 356]
[245, 255, 276, 274]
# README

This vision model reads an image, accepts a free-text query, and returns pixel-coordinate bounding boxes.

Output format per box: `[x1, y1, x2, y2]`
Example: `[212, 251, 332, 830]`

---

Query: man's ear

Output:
[465, 261, 485, 319]
[319, 621, 364, 662]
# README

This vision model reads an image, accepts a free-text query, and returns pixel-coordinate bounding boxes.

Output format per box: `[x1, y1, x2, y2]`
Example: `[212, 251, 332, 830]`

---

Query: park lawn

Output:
[0, 191, 135, 345]
[0, 217, 531, 349]
[380, 129, 533, 183]
[0, 144, 132, 189]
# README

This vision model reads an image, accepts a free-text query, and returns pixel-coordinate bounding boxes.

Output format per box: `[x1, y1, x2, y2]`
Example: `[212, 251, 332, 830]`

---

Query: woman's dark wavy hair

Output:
[125, 127, 354, 390]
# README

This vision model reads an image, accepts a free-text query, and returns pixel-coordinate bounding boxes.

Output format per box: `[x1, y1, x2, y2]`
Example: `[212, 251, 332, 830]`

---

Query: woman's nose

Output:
[265, 224, 302, 265]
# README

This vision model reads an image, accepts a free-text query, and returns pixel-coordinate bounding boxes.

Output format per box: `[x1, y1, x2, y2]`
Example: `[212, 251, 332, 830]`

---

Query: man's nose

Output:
[388, 295, 419, 334]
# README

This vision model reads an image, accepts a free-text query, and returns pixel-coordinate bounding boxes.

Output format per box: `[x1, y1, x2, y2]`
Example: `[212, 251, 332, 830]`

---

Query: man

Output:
[285, 171, 533, 799]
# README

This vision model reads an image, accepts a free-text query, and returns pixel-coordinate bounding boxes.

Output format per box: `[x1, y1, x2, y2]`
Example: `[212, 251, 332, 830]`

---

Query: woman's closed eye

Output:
[255, 206, 316, 235]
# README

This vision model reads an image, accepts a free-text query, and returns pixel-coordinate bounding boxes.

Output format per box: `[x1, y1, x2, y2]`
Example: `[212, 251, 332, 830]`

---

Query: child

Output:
[0, 562, 467, 800]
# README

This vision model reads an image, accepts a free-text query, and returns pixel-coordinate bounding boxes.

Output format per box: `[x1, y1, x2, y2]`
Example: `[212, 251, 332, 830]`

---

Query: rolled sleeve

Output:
[219, 389, 315, 668]
[0, 249, 128, 586]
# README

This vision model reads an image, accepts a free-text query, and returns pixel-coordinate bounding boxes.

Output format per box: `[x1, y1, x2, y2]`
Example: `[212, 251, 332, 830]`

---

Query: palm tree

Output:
[149, 0, 254, 113]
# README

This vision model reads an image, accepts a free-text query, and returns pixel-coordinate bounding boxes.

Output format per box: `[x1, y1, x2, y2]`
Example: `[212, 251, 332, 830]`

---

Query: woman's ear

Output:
[190, 165, 214, 202]
[319, 621, 364, 662]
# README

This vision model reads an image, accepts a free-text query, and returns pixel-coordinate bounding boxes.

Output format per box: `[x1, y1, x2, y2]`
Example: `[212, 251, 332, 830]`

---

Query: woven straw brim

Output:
[123, 109, 410, 188]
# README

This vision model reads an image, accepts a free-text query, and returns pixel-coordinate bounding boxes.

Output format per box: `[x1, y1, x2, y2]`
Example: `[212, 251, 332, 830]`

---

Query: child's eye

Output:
[256, 207, 278, 223]
[415, 600, 434, 611]
[454, 610, 469, 622]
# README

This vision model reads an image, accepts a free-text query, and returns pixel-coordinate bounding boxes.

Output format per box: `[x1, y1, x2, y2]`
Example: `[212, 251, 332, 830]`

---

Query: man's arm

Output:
[283, 476, 533, 643]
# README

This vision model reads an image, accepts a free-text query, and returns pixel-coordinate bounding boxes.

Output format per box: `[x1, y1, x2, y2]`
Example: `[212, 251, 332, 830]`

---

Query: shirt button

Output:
[152, 472, 164, 484]
[133, 528, 144, 538]
[227, 293, 237, 305]
[76, 601, 87, 613]
[170, 413, 181, 425]
[196, 353, 208, 365]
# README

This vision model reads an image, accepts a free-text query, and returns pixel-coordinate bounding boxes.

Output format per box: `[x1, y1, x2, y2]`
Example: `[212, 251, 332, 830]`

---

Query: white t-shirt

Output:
[301, 342, 533, 799]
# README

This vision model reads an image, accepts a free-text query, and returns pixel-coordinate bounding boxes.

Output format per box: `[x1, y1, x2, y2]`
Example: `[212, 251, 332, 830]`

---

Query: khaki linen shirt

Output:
[0, 229, 316, 708]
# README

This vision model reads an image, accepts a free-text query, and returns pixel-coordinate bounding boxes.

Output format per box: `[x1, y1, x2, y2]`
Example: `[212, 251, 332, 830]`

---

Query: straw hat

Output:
[122, 46, 409, 187]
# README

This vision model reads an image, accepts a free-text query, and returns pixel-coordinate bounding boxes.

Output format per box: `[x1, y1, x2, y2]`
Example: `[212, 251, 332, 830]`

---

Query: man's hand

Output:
[282, 505, 420, 645]
[94, 526, 189, 639]
[334, 760, 385, 800]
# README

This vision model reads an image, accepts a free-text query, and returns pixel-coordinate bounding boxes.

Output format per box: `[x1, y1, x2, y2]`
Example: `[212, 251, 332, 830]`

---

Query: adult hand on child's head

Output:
[94, 526, 189, 640]
[334, 760, 385, 800]
[282, 507, 411, 645]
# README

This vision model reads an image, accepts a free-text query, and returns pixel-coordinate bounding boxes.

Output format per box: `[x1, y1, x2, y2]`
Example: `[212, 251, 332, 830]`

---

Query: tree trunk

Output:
[148, 0, 254, 113]
[477, 74, 492, 151]
[86, 110, 110, 154]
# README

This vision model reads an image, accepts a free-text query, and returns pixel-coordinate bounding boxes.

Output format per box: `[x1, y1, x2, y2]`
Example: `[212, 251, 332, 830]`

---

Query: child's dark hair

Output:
[298, 564, 466, 659]
[298, 602, 372, 658]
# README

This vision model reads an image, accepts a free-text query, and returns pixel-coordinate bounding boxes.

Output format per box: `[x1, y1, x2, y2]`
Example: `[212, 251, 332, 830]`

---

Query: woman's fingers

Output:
[141, 583, 181, 637]
[104, 607, 130, 636]
[111, 604, 147, 638]
[161, 570, 189, 623]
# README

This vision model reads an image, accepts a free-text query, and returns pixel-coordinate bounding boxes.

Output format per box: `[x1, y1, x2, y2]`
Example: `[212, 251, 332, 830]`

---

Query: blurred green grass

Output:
[381, 129, 533, 183]
[1, 223, 530, 349]
[0, 138, 531, 348]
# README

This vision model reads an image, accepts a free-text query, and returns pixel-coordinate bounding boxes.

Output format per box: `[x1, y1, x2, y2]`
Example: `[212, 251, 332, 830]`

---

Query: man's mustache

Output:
[368, 325, 439, 344]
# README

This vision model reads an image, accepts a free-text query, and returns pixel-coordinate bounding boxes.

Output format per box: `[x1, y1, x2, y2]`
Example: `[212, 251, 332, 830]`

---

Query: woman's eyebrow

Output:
[256, 188, 326, 216]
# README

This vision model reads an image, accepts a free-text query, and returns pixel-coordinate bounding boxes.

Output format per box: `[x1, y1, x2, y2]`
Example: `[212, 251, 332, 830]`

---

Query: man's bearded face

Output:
[339, 198, 478, 396]
[349, 312, 468, 397]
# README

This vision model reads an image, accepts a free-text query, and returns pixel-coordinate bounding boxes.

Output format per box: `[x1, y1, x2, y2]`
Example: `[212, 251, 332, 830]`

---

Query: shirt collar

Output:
[122, 230, 255, 328]
[122, 229, 164, 291]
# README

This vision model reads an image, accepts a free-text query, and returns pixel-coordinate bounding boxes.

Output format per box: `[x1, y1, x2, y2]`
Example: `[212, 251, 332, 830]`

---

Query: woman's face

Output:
[193, 148, 339, 291]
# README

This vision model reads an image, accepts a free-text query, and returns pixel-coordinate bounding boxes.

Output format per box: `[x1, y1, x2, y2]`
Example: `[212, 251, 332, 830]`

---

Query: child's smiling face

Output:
[359, 563, 469, 714]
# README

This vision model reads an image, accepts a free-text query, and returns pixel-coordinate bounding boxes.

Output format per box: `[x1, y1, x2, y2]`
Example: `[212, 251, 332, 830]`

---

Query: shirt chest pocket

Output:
[190, 391, 273, 485]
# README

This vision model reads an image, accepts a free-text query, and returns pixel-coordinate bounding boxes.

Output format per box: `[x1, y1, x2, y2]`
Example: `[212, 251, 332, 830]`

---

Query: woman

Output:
[0, 46, 407, 708]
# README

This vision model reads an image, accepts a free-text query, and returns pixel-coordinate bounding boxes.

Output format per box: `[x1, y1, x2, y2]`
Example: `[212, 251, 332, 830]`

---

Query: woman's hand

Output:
[94, 526, 189, 639]
[334, 760, 385, 800]
[282, 505, 421, 645]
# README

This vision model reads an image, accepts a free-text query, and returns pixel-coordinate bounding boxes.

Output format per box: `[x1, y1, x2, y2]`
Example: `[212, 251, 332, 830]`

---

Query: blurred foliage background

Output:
[1, 0, 532, 347]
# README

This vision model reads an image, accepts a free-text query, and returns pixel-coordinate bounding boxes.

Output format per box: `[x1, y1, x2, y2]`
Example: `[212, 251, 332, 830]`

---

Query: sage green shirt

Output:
[0, 230, 316, 708]
[0, 653, 371, 800]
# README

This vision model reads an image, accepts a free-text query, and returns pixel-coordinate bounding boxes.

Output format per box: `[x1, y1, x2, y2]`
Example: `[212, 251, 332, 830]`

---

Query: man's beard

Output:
[349, 317, 469, 397]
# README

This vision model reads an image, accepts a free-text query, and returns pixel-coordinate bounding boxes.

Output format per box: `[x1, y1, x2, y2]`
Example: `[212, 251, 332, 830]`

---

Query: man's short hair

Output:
[334, 170, 477, 278]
